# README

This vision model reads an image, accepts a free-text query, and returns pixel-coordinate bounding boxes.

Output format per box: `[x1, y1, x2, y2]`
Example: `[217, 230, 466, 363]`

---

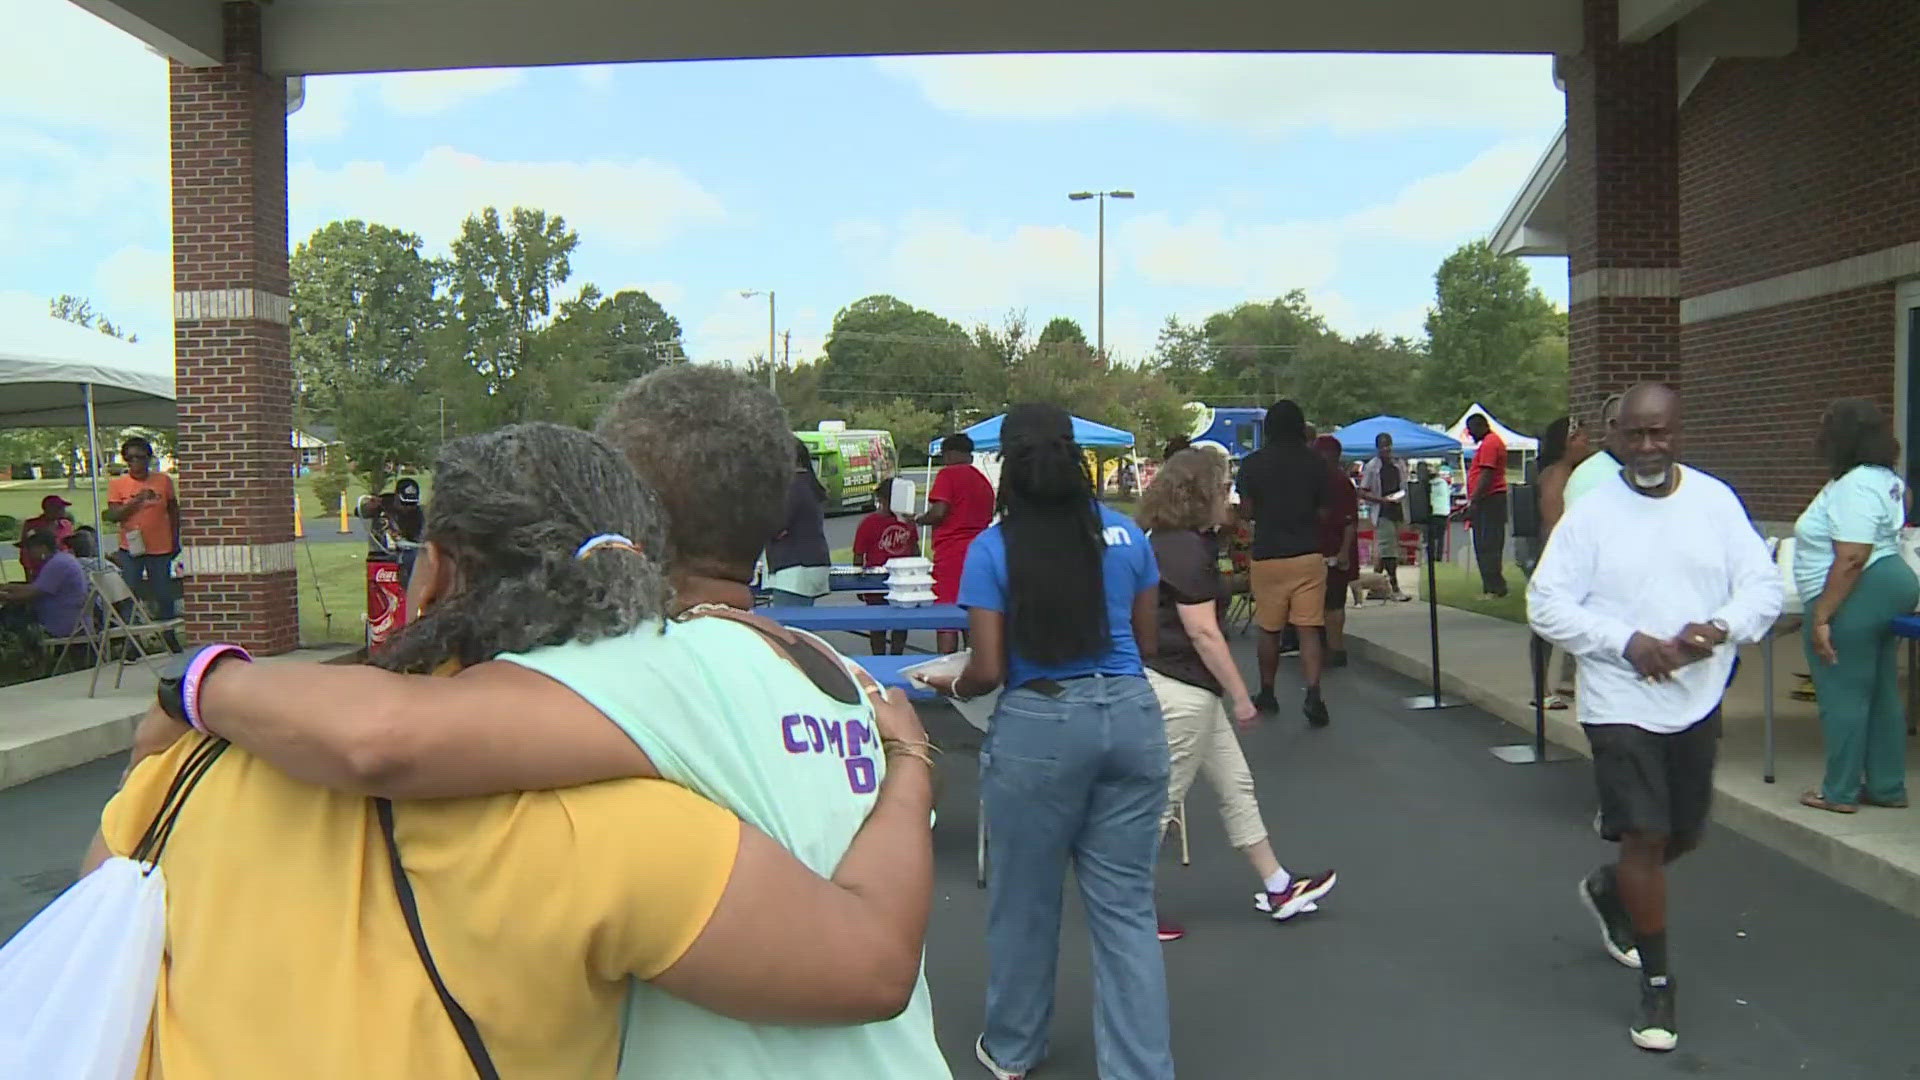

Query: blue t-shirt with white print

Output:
[958, 503, 1159, 688]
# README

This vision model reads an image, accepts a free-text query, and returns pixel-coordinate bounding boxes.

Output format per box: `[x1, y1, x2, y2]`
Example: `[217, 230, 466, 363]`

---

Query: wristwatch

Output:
[158, 643, 254, 732]
[1708, 618, 1731, 641]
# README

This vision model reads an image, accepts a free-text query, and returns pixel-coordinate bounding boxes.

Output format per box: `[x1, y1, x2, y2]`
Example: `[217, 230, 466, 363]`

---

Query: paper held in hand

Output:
[901, 652, 999, 733]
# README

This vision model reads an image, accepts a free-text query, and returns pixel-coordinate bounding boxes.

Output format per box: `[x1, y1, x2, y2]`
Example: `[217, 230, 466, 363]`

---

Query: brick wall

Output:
[1679, 0, 1920, 298]
[1681, 286, 1896, 522]
[1677, 0, 1920, 519]
[1562, 0, 1680, 424]
[170, 1, 298, 654]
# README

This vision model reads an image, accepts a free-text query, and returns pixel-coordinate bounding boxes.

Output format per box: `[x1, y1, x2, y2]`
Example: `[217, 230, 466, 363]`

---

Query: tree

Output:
[445, 206, 584, 425]
[1422, 240, 1564, 431]
[1289, 333, 1430, 427]
[290, 221, 445, 490]
[552, 285, 685, 385]
[847, 398, 946, 464]
[819, 295, 975, 414]
[1036, 317, 1091, 353]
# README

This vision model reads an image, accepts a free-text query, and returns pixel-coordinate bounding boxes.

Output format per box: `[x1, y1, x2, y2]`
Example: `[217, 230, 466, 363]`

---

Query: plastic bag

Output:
[0, 856, 168, 1078]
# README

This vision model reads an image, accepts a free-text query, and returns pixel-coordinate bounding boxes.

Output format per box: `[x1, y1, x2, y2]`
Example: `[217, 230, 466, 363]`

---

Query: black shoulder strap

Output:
[131, 736, 228, 871]
[375, 798, 500, 1080]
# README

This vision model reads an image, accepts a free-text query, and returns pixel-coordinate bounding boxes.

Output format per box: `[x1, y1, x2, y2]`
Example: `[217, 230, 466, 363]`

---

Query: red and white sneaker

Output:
[1254, 869, 1337, 921]
[975, 1035, 1026, 1079]
[1156, 917, 1186, 942]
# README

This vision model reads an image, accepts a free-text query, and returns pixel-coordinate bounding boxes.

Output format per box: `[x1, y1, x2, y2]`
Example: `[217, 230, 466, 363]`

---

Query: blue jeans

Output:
[765, 589, 816, 607]
[980, 674, 1174, 1079]
[117, 551, 177, 620]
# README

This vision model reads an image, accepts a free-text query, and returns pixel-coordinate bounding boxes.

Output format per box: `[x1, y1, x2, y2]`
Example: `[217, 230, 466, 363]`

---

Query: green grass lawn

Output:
[1423, 559, 1527, 623]
[295, 541, 372, 646]
[0, 474, 432, 542]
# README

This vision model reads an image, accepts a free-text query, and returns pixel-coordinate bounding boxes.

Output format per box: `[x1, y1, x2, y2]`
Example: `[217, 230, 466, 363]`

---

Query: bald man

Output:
[1526, 383, 1781, 1054]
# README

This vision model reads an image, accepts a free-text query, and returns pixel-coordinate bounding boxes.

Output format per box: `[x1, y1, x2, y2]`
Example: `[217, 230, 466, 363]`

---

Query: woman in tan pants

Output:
[1136, 449, 1337, 941]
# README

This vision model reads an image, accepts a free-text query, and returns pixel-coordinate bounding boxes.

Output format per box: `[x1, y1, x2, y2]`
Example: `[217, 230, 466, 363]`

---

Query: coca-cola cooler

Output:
[366, 555, 408, 649]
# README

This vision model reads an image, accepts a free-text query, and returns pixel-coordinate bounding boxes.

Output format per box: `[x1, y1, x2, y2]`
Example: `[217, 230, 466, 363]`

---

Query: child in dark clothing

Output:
[851, 478, 920, 655]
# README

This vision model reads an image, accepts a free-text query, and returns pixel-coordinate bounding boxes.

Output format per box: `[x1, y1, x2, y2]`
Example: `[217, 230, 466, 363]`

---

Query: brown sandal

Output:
[1800, 791, 1858, 814]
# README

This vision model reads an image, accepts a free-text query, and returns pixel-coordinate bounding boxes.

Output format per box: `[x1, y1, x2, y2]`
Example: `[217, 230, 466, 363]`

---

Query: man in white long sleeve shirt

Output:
[1527, 384, 1781, 1055]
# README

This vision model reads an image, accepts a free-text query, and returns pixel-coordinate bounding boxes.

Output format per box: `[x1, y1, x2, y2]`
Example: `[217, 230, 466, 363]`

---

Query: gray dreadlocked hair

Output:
[370, 422, 671, 674]
[595, 364, 793, 579]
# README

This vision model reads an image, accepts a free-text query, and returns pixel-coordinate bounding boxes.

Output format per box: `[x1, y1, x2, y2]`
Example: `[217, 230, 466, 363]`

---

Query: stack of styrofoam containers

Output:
[884, 556, 936, 607]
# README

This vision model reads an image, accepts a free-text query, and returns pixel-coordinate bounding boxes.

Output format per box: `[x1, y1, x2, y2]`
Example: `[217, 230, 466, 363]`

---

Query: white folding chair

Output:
[87, 570, 180, 696]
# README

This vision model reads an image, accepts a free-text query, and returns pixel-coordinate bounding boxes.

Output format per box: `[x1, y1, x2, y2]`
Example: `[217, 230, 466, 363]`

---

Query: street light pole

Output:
[741, 289, 777, 390]
[1068, 189, 1134, 361]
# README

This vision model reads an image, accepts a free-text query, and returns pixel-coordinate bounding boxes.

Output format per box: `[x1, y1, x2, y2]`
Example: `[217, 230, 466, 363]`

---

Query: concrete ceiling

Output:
[71, 0, 1791, 76]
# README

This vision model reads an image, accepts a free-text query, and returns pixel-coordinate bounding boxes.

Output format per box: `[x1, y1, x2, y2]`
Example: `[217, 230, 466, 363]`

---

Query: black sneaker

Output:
[1253, 690, 1280, 715]
[1304, 689, 1330, 729]
[1630, 976, 1677, 1052]
[1577, 869, 1641, 969]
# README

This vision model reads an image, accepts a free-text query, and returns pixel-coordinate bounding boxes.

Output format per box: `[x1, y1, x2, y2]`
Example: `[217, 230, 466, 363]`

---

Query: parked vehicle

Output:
[796, 422, 898, 515]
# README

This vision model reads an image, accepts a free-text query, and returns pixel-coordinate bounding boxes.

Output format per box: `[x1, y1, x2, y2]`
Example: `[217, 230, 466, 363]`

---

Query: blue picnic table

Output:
[764, 604, 969, 634]
[851, 654, 941, 702]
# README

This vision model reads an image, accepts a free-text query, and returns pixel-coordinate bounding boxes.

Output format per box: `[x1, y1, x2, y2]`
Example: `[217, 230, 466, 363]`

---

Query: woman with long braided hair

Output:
[925, 403, 1174, 1080]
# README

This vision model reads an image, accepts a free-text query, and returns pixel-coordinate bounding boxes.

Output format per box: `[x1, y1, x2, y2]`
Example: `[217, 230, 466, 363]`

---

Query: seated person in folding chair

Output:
[0, 530, 89, 642]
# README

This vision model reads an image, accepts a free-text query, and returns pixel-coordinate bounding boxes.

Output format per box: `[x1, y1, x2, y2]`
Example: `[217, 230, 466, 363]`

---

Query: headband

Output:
[575, 533, 642, 559]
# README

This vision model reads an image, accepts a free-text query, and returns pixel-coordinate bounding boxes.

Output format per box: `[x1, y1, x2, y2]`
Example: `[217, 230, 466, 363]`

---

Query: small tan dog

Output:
[1350, 570, 1397, 605]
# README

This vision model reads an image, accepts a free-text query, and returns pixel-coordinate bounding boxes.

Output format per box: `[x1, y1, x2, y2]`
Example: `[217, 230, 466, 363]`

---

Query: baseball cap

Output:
[395, 477, 421, 505]
[41, 495, 71, 512]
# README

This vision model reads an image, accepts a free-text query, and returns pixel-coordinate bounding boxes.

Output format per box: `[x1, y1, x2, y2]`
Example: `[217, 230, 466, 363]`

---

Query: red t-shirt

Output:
[1319, 467, 1360, 565]
[928, 464, 995, 554]
[853, 511, 919, 569]
[1468, 431, 1508, 498]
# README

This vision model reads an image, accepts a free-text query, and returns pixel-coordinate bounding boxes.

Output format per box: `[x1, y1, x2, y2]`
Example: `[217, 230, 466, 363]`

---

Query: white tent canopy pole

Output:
[83, 384, 104, 541]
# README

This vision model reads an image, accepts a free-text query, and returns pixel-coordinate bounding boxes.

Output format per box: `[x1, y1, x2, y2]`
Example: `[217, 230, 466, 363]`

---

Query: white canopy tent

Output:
[0, 301, 176, 538]
[1447, 403, 1538, 454]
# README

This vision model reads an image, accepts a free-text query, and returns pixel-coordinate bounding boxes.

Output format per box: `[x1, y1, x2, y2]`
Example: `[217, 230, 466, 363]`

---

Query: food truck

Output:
[796, 422, 898, 514]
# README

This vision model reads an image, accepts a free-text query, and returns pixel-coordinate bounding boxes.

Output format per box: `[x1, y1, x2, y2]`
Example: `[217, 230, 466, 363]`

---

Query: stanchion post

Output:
[1491, 591, 1575, 763]
[1406, 517, 1459, 711]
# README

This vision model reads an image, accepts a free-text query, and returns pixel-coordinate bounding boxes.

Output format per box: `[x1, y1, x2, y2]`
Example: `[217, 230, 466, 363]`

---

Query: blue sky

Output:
[3, 0, 1568, 367]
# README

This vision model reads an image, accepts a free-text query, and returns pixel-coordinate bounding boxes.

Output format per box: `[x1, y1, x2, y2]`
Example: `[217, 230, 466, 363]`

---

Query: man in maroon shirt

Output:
[916, 433, 994, 653]
[1464, 413, 1510, 598]
[853, 478, 921, 655]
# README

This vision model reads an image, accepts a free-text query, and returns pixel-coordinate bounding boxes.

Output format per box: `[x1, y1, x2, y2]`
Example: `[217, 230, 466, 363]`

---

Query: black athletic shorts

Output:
[1585, 710, 1720, 843]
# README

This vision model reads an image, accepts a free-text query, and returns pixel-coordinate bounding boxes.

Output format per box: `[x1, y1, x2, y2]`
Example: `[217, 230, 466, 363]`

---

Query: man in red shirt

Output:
[1464, 413, 1510, 598]
[852, 478, 921, 655]
[19, 494, 75, 579]
[916, 432, 994, 654]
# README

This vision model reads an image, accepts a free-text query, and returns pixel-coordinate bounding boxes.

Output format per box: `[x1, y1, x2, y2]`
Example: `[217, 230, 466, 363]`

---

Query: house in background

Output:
[291, 424, 341, 474]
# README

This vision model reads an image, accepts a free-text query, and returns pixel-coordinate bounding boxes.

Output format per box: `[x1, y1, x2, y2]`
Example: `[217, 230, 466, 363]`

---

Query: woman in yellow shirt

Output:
[89, 423, 934, 1078]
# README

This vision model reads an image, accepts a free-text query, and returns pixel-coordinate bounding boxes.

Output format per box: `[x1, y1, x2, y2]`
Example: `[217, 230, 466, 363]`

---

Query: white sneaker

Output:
[975, 1035, 1025, 1079]
[1254, 869, 1338, 921]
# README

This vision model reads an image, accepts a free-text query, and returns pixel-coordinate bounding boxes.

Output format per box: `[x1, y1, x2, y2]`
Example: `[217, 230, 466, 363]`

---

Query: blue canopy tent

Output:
[930, 413, 1135, 454]
[1330, 415, 1462, 462]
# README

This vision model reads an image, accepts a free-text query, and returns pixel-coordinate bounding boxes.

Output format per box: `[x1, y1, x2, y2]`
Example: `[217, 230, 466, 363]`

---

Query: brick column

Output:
[1563, 0, 1681, 422]
[170, 2, 298, 654]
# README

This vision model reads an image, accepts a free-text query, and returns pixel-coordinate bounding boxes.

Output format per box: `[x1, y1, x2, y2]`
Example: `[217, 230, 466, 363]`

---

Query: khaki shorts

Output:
[1251, 554, 1327, 631]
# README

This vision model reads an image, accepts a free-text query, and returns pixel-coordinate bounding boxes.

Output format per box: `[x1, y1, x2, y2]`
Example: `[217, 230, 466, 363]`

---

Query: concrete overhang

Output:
[67, 0, 1792, 76]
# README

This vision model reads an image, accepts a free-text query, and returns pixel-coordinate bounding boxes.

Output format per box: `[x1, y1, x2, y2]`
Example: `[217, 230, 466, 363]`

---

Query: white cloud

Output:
[290, 147, 727, 251]
[289, 76, 354, 141]
[1122, 212, 1342, 295]
[1346, 141, 1543, 243]
[836, 211, 1094, 313]
[0, 0, 166, 138]
[93, 244, 173, 339]
[575, 65, 619, 90]
[375, 68, 525, 115]
[876, 53, 1560, 137]
[610, 281, 686, 307]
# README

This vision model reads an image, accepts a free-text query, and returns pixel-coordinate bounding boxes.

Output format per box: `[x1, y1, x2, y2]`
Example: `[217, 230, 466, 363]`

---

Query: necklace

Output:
[674, 602, 744, 622]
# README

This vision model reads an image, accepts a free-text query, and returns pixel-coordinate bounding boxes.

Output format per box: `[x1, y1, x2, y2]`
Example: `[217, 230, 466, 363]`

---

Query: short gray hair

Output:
[372, 422, 670, 674]
[596, 365, 792, 576]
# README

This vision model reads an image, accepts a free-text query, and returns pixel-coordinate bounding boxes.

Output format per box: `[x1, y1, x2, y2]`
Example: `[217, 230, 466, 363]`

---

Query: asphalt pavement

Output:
[6, 648, 1920, 1077]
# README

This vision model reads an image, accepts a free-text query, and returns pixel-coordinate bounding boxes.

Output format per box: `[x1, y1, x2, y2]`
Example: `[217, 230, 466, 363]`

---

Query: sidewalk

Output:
[1341, 591, 1920, 919]
[0, 645, 355, 790]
